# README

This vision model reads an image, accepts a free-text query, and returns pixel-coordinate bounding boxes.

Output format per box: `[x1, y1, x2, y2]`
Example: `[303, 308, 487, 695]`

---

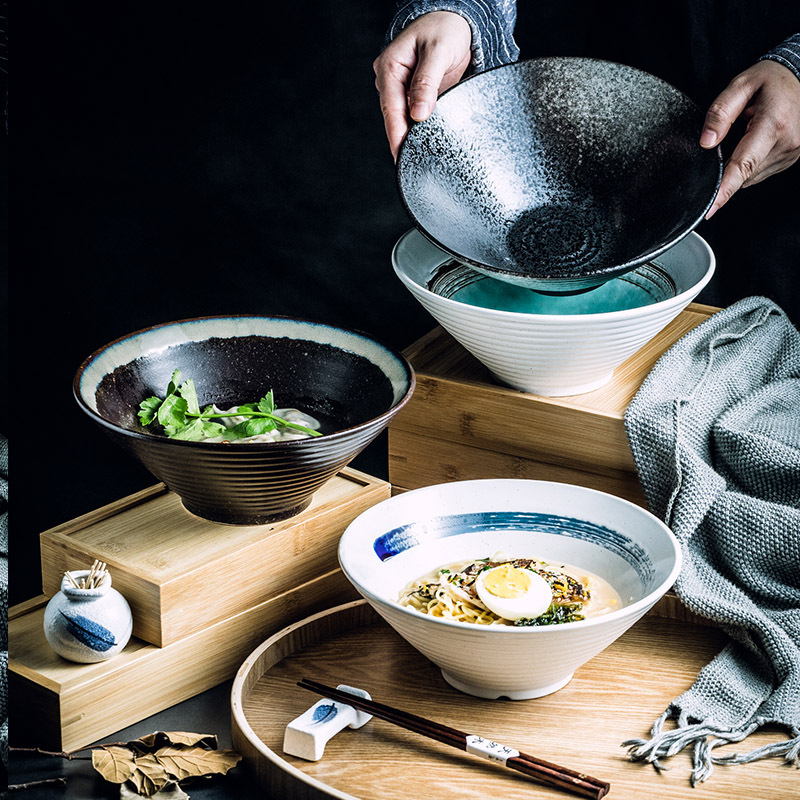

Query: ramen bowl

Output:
[74, 316, 415, 524]
[397, 57, 722, 293]
[393, 227, 715, 396]
[339, 479, 680, 700]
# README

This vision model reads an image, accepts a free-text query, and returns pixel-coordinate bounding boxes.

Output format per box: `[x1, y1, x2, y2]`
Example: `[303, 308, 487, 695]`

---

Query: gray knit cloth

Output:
[622, 296, 800, 785]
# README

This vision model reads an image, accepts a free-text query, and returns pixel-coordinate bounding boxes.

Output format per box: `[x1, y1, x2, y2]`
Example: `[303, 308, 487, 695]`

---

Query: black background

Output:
[11, 2, 799, 604]
[7, 2, 799, 797]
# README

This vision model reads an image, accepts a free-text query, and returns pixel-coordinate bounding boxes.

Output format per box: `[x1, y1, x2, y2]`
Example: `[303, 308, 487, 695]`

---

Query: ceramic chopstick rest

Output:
[283, 685, 372, 761]
[43, 567, 133, 663]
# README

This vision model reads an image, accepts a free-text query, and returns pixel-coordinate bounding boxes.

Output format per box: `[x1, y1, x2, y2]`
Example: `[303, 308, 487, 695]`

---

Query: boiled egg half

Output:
[475, 564, 552, 621]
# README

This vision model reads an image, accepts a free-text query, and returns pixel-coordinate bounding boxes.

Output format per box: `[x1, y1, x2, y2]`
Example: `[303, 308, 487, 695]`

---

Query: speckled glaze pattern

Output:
[397, 57, 722, 292]
[393, 227, 715, 396]
[43, 572, 133, 663]
[74, 316, 415, 525]
[339, 479, 681, 699]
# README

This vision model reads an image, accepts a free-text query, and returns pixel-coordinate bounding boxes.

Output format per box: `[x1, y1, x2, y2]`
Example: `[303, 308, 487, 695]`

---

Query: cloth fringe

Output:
[622, 709, 800, 786]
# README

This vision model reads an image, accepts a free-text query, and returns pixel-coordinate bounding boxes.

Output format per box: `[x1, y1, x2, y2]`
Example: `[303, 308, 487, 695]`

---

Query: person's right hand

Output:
[373, 11, 472, 161]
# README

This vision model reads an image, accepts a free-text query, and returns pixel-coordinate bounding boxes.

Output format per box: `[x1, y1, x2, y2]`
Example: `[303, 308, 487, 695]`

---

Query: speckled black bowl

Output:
[397, 57, 722, 293]
[74, 316, 415, 525]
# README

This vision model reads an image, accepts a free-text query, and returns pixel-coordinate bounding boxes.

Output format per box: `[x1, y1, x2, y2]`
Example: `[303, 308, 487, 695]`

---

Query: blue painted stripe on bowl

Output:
[372, 511, 654, 583]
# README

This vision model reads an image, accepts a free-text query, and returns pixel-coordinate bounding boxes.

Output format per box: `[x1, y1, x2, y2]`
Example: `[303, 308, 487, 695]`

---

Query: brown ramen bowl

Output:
[74, 316, 415, 524]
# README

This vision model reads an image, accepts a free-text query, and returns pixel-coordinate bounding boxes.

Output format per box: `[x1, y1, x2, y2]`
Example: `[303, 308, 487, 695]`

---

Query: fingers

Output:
[706, 117, 778, 218]
[406, 44, 452, 122]
[700, 75, 754, 149]
[375, 59, 414, 161]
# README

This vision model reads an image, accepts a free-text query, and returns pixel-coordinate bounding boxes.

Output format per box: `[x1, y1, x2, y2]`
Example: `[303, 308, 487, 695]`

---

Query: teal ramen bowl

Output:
[339, 479, 681, 699]
[74, 316, 415, 525]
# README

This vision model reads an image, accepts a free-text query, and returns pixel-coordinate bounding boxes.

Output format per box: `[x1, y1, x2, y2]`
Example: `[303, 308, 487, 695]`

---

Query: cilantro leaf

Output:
[137, 370, 323, 442]
[258, 391, 275, 415]
[166, 369, 182, 397]
[169, 418, 227, 441]
[156, 393, 189, 430]
[178, 378, 201, 416]
[138, 396, 163, 427]
[227, 417, 277, 440]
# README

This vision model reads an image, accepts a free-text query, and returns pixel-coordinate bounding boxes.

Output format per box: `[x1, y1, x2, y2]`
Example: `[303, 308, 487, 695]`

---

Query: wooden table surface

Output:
[236, 604, 794, 800]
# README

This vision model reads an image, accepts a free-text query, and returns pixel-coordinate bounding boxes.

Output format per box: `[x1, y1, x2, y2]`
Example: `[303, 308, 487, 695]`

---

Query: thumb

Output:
[700, 76, 754, 148]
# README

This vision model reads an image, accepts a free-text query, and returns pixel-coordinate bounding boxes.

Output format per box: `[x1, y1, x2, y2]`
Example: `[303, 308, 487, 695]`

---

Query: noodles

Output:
[398, 554, 622, 626]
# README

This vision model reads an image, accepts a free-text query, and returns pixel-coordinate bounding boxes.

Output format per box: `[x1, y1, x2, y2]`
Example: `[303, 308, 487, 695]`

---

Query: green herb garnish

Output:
[513, 603, 586, 627]
[138, 369, 323, 442]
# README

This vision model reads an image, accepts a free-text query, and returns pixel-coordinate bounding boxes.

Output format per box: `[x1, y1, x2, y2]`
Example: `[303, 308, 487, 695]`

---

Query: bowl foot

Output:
[494, 371, 615, 398]
[180, 498, 313, 526]
[440, 670, 574, 700]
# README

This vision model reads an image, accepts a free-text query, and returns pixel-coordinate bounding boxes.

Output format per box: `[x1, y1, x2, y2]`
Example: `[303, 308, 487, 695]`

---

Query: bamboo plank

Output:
[39, 468, 390, 646]
[388, 429, 648, 507]
[391, 304, 716, 478]
[232, 600, 783, 800]
[8, 569, 360, 751]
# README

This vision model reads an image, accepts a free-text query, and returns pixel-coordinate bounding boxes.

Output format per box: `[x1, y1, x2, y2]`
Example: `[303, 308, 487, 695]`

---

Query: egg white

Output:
[475, 566, 552, 621]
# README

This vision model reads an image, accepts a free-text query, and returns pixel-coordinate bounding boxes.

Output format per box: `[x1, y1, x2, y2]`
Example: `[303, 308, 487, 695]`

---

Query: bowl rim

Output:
[73, 313, 416, 449]
[395, 55, 723, 285]
[393, 227, 716, 322]
[339, 478, 683, 634]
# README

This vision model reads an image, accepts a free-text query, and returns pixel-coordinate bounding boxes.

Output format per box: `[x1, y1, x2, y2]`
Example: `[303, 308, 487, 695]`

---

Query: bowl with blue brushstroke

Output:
[339, 479, 680, 700]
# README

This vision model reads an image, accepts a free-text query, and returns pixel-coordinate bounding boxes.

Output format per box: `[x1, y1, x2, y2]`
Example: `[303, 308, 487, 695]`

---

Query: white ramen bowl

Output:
[393, 228, 715, 396]
[338, 479, 681, 700]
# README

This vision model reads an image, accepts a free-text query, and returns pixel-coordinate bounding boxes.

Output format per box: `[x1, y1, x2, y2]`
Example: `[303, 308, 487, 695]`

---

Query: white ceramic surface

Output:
[393, 228, 715, 396]
[338, 479, 681, 700]
[43, 571, 133, 663]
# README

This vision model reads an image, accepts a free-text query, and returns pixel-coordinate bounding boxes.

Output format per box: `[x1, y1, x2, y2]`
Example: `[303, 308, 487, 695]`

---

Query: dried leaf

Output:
[92, 746, 137, 784]
[128, 732, 218, 753]
[120, 779, 189, 799]
[152, 745, 242, 781]
[129, 753, 172, 798]
[90, 730, 239, 798]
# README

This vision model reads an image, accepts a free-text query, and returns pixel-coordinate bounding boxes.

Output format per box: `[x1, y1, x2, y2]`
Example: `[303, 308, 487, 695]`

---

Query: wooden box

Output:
[389, 303, 718, 505]
[40, 468, 389, 646]
[8, 568, 360, 751]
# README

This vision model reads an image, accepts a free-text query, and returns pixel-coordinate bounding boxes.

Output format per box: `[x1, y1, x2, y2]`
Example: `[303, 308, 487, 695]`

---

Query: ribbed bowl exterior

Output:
[410, 290, 689, 395]
[393, 229, 715, 396]
[108, 418, 393, 524]
[371, 599, 656, 696]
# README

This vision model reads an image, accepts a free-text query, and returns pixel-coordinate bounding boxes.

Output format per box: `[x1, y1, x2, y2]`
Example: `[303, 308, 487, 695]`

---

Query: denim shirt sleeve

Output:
[758, 33, 800, 81]
[384, 0, 520, 73]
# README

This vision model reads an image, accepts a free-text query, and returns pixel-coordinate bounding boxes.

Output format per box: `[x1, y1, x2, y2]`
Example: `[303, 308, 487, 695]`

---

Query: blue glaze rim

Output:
[72, 314, 416, 449]
[373, 510, 654, 585]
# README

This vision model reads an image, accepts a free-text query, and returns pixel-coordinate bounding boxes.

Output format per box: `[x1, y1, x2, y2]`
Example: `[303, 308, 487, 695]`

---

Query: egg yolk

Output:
[482, 564, 532, 598]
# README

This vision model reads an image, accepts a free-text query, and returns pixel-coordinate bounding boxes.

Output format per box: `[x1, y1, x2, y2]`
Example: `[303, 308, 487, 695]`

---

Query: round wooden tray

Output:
[230, 599, 788, 800]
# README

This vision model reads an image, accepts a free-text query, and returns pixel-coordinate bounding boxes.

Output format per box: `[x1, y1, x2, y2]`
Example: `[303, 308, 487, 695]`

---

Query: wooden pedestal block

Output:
[40, 468, 389, 646]
[389, 303, 718, 505]
[8, 568, 360, 752]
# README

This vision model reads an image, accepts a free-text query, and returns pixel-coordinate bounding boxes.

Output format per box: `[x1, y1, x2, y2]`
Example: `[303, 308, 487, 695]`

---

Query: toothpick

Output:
[64, 570, 80, 589]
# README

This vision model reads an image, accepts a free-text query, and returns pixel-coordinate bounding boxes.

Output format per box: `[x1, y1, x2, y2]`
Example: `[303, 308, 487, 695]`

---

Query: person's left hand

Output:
[700, 59, 800, 218]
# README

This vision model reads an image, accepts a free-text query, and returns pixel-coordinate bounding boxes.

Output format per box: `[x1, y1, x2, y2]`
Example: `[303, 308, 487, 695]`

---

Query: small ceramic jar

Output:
[43, 570, 133, 663]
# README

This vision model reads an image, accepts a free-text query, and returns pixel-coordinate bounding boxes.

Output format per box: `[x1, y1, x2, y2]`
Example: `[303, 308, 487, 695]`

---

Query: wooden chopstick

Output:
[297, 678, 610, 800]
